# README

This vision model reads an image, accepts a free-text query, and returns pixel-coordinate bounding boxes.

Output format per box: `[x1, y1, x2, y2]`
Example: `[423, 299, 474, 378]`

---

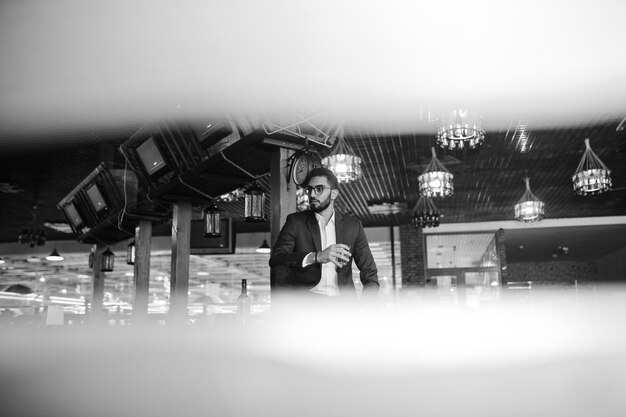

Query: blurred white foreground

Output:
[2, 0, 626, 133]
[2, 287, 626, 417]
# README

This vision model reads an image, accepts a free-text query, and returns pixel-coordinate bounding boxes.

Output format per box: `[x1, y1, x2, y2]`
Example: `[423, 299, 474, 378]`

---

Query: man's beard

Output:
[310, 194, 331, 213]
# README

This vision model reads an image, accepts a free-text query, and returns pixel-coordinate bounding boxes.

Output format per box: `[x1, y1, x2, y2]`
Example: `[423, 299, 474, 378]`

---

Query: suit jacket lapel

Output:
[306, 212, 322, 252]
[335, 210, 345, 246]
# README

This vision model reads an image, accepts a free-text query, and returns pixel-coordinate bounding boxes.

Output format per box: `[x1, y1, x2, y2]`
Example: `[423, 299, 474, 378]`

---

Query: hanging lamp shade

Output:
[436, 109, 485, 151]
[45, 248, 64, 261]
[244, 181, 266, 222]
[411, 196, 440, 228]
[204, 202, 222, 237]
[572, 138, 612, 195]
[101, 247, 115, 272]
[321, 134, 362, 183]
[256, 239, 271, 254]
[418, 147, 454, 197]
[126, 241, 136, 265]
[514, 177, 545, 222]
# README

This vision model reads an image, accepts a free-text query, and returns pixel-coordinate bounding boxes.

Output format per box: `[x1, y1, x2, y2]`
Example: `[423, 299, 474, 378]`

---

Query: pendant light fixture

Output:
[321, 132, 362, 184]
[204, 201, 222, 237]
[45, 248, 64, 261]
[572, 138, 612, 195]
[514, 177, 545, 222]
[126, 240, 136, 265]
[244, 181, 266, 222]
[256, 239, 271, 254]
[296, 187, 310, 212]
[217, 151, 267, 222]
[101, 247, 115, 272]
[178, 177, 226, 235]
[411, 196, 440, 228]
[418, 147, 454, 197]
[436, 109, 485, 150]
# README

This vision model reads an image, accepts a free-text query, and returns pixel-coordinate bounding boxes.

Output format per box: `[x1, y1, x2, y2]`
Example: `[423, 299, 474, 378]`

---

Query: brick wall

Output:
[596, 246, 626, 281]
[399, 224, 425, 286]
[506, 261, 598, 285]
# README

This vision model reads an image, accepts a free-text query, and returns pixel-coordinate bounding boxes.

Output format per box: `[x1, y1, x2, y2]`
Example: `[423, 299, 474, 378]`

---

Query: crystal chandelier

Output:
[436, 110, 485, 150]
[514, 177, 544, 222]
[18, 205, 46, 247]
[411, 196, 440, 228]
[572, 138, 612, 195]
[418, 147, 454, 197]
[296, 187, 310, 212]
[321, 133, 362, 183]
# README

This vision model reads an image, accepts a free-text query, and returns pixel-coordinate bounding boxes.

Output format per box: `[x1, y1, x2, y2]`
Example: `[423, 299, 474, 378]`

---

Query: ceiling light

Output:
[411, 196, 440, 228]
[367, 201, 407, 215]
[45, 248, 64, 261]
[43, 222, 73, 233]
[436, 110, 485, 151]
[243, 181, 266, 222]
[418, 147, 454, 197]
[101, 247, 115, 272]
[18, 229, 46, 247]
[572, 138, 612, 195]
[322, 132, 362, 184]
[296, 187, 310, 212]
[514, 177, 544, 222]
[204, 201, 222, 237]
[126, 240, 136, 265]
[256, 239, 271, 254]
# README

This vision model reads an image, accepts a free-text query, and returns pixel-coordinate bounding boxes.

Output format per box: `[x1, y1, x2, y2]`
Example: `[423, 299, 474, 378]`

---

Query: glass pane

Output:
[426, 233, 497, 268]
[427, 274, 459, 305]
[465, 271, 500, 307]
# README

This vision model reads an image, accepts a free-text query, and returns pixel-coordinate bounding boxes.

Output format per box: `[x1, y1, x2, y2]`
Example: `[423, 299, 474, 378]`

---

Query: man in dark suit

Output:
[269, 167, 379, 299]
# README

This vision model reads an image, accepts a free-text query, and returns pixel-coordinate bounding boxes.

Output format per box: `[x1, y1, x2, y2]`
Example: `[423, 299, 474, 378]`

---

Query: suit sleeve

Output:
[269, 214, 311, 269]
[351, 220, 379, 291]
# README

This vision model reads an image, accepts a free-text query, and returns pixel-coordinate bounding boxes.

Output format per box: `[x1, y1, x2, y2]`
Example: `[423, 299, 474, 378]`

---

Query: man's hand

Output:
[318, 244, 352, 268]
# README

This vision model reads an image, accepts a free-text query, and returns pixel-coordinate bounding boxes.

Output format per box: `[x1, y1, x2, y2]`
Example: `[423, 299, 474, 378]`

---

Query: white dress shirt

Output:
[306, 211, 340, 296]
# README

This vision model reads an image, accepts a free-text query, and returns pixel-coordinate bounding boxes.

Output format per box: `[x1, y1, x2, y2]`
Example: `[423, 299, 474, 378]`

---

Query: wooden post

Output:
[170, 200, 192, 322]
[270, 148, 296, 246]
[90, 242, 106, 324]
[133, 220, 152, 323]
[270, 148, 296, 294]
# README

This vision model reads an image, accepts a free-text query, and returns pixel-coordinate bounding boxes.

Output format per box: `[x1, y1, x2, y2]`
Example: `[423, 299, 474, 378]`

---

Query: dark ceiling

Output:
[0, 115, 625, 248]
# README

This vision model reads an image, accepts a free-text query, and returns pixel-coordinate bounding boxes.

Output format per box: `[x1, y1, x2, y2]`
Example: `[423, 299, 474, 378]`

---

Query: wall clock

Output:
[290, 152, 321, 187]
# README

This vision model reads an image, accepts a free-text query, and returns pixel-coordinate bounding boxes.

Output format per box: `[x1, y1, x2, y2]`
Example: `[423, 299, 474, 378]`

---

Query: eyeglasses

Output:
[305, 185, 332, 195]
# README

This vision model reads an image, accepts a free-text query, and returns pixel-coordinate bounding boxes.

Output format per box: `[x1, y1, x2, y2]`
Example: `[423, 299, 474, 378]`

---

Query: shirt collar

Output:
[315, 210, 335, 226]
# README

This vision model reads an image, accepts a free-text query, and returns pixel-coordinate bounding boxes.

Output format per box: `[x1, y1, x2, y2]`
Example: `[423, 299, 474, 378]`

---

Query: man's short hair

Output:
[308, 167, 339, 189]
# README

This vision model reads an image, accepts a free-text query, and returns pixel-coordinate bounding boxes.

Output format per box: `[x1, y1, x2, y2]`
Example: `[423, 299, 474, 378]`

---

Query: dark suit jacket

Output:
[269, 210, 379, 296]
